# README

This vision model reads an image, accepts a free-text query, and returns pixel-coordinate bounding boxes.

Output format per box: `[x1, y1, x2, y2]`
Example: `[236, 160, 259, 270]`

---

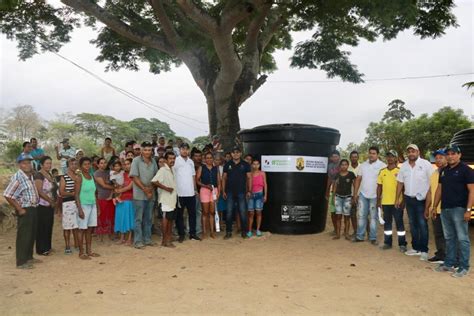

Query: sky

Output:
[1, 0, 473, 148]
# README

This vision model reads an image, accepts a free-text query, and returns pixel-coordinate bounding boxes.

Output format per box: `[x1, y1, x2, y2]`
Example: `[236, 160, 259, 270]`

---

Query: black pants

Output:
[432, 215, 446, 260]
[16, 207, 37, 266]
[36, 205, 54, 254]
[176, 196, 196, 237]
[383, 205, 407, 247]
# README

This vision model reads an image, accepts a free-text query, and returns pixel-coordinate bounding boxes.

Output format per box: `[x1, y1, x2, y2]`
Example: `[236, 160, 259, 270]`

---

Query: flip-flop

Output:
[79, 254, 91, 260]
[87, 253, 101, 257]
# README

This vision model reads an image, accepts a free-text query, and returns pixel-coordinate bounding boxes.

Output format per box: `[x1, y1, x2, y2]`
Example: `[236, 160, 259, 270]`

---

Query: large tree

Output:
[0, 0, 457, 149]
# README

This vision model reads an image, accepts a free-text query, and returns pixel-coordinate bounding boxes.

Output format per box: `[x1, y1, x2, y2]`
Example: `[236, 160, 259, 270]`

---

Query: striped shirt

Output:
[62, 174, 76, 202]
[3, 170, 40, 208]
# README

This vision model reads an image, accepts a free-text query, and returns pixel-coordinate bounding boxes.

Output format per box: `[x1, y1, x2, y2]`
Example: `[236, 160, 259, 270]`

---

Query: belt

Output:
[336, 194, 352, 198]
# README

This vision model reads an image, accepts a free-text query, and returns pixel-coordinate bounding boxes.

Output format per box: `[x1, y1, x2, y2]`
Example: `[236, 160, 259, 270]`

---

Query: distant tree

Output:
[128, 118, 175, 141]
[2, 140, 23, 163]
[382, 99, 414, 122]
[463, 81, 474, 97]
[5, 105, 42, 140]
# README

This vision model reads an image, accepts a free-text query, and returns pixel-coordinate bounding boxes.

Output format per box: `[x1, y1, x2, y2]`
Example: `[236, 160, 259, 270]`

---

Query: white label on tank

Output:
[261, 155, 328, 173]
[281, 205, 312, 222]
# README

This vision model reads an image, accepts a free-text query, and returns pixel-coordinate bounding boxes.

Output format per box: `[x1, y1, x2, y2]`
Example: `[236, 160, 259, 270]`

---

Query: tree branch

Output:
[148, 0, 180, 49]
[259, 13, 284, 51]
[245, 2, 272, 53]
[61, 0, 175, 55]
[176, 0, 217, 35]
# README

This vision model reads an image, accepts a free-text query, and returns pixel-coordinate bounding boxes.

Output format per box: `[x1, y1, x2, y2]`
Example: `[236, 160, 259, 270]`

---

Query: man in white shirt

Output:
[395, 144, 434, 261]
[174, 143, 200, 242]
[353, 147, 387, 244]
[152, 152, 178, 248]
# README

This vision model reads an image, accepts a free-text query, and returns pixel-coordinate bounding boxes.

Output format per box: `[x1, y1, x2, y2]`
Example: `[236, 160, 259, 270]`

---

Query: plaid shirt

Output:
[3, 170, 40, 208]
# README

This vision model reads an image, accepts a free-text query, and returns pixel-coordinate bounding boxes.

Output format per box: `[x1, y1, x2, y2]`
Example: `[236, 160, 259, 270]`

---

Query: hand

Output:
[17, 208, 26, 216]
[431, 208, 437, 219]
[143, 187, 152, 194]
[394, 202, 401, 209]
[166, 187, 174, 194]
[246, 192, 251, 200]
[353, 196, 359, 206]
[464, 210, 472, 222]
[376, 202, 382, 209]
[223, 192, 227, 200]
[79, 209, 85, 219]
[424, 208, 430, 220]
[54, 144, 59, 150]
[207, 185, 213, 190]
[264, 196, 267, 203]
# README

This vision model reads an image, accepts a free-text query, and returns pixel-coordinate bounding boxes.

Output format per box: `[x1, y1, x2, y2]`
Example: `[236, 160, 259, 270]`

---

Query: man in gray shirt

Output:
[130, 141, 158, 249]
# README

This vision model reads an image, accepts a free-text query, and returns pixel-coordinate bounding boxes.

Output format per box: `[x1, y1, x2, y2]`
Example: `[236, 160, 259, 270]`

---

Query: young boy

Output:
[152, 152, 177, 248]
[377, 150, 407, 252]
[332, 159, 356, 240]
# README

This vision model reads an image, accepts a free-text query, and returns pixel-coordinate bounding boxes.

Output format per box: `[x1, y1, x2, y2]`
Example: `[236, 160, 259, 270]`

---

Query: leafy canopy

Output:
[0, 0, 457, 83]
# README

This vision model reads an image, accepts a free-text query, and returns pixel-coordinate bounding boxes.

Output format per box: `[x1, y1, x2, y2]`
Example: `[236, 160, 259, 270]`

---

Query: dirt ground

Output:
[0, 211, 473, 316]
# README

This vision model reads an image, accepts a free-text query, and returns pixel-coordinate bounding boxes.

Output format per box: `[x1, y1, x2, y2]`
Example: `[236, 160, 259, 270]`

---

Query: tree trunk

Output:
[214, 98, 241, 152]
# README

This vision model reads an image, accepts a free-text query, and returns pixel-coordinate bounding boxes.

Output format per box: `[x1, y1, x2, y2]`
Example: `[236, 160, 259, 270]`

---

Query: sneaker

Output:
[380, 244, 392, 250]
[178, 235, 185, 243]
[434, 264, 455, 273]
[256, 230, 262, 237]
[64, 248, 73, 255]
[352, 237, 364, 243]
[190, 235, 202, 241]
[370, 240, 378, 246]
[452, 268, 469, 278]
[145, 241, 157, 247]
[428, 256, 444, 264]
[134, 243, 145, 249]
[419, 252, 429, 261]
[17, 263, 34, 270]
[399, 246, 407, 253]
[224, 232, 232, 240]
[404, 249, 421, 256]
[246, 231, 253, 238]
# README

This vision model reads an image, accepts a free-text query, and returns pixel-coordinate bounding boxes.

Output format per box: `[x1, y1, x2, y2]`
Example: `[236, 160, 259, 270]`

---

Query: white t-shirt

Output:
[358, 159, 387, 199]
[173, 155, 196, 197]
[397, 157, 434, 201]
[110, 170, 125, 186]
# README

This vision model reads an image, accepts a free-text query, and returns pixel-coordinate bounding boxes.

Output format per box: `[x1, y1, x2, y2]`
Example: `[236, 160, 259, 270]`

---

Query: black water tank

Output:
[239, 124, 340, 234]
[450, 128, 474, 163]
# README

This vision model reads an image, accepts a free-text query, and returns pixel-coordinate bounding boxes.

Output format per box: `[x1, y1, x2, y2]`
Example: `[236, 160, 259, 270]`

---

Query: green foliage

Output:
[129, 118, 175, 141]
[382, 99, 414, 122]
[192, 135, 211, 149]
[69, 135, 100, 157]
[359, 105, 471, 158]
[0, 0, 456, 82]
[2, 140, 23, 162]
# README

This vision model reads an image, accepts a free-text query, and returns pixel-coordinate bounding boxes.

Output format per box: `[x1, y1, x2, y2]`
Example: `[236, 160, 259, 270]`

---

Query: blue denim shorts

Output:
[248, 191, 264, 211]
[335, 195, 352, 216]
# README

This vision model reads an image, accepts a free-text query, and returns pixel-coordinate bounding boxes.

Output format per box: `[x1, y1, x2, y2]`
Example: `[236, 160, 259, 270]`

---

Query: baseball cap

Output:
[75, 149, 84, 155]
[180, 142, 190, 149]
[432, 149, 446, 156]
[406, 144, 419, 151]
[60, 138, 69, 144]
[386, 150, 398, 157]
[445, 144, 461, 154]
[16, 153, 34, 163]
[232, 147, 241, 153]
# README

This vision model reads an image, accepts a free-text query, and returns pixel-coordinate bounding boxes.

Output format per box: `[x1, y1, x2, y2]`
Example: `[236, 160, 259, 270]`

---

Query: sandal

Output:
[87, 252, 101, 257]
[79, 253, 91, 260]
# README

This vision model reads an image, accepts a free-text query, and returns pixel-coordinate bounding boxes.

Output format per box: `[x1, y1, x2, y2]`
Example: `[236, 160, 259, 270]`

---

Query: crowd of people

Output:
[327, 144, 473, 278]
[4, 135, 267, 268]
[4, 134, 472, 278]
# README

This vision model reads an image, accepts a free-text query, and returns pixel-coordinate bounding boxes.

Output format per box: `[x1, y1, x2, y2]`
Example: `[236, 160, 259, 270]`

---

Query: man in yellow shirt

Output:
[377, 150, 407, 252]
[424, 149, 447, 264]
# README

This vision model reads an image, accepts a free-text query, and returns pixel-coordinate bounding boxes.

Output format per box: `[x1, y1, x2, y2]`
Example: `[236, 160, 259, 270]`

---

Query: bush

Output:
[2, 140, 23, 163]
[69, 135, 100, 157]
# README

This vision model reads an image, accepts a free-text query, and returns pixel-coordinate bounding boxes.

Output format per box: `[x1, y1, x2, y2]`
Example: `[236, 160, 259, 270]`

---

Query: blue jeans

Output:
[195, 193, 202, 235]
[441, 207, 470, 270]
[226, 193, 247, 234]
[405, 196, 429, 253]
[356, 194, 377, 241]
[133, 199, 153, 246]
[382, 205, 407, 247]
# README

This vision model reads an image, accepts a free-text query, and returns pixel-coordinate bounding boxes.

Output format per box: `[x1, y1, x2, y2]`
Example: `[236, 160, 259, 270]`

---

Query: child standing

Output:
[247, 159, 267, 238]
[109, 161, 124, 204]
[332, 159, 356, 240]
